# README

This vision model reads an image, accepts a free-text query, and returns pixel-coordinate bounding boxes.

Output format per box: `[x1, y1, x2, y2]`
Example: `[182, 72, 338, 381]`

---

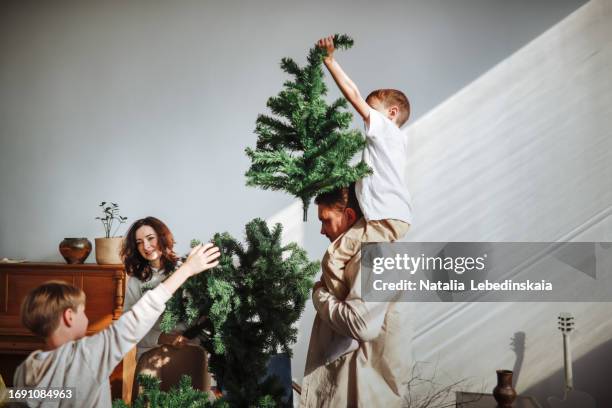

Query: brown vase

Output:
[493, 369, 517, 407]
[59, 238, 92, 264]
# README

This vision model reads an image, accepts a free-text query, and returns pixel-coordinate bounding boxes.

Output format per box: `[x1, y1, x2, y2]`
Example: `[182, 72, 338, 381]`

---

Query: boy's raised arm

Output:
[81, 243, 220, 382]
[318, 35, 371, 124]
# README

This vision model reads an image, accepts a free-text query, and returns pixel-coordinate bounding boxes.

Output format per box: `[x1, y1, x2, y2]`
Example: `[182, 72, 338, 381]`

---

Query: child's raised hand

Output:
[317, 35, 335, 60]
[162, 243, 221, 293]
[184, 243, 220, 276]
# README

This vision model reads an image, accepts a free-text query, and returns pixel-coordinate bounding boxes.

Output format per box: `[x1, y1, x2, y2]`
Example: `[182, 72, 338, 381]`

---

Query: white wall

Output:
[0, 0, 587, 260]
[405, 0, 612, 404]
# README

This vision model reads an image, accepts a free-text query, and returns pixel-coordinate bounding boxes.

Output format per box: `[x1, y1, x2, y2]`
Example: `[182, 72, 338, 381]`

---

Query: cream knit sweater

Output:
[13, 284, 172, 407]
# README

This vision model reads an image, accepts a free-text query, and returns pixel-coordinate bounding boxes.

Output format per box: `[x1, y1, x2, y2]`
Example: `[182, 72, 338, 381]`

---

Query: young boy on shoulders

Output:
[316, 35, 413, 300]
[14, 243, 220, 408]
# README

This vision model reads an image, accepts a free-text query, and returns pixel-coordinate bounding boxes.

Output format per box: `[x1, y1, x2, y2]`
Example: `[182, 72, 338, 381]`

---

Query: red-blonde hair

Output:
[366, 89, 410, 126]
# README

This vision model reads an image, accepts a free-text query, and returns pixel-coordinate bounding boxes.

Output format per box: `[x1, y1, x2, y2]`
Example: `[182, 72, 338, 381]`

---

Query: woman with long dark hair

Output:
[121, 216, 191, 360]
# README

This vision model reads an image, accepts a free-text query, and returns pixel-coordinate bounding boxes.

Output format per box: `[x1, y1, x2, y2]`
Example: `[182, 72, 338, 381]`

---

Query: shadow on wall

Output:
[511, 331, 526, 387]
[522, 337, 612, 407]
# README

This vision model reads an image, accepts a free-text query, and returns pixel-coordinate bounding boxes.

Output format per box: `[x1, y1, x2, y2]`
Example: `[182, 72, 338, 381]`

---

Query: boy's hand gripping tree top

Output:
[318, 35, 371, 125]
[245, 34, 371, 221]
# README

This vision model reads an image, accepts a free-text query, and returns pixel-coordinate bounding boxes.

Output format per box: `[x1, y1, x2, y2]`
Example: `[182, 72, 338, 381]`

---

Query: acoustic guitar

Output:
[547, 313, 596, 408]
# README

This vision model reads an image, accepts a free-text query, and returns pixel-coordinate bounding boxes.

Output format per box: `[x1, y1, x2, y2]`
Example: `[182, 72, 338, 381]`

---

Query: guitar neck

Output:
[549, 313, 596, 408]
[562, 332, 573, 391]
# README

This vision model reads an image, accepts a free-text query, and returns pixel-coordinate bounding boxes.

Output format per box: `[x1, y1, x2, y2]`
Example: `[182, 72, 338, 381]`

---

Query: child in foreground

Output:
[13, 243, 220, 408]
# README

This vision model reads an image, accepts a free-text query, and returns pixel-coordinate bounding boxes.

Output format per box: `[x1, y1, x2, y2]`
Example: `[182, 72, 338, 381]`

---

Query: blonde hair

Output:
[366, 89, 411, 127]
[21, 280, 86, 338]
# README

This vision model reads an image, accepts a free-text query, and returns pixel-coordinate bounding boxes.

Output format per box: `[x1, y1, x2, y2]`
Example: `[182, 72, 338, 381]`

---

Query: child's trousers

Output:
[322, 217, 410, 300]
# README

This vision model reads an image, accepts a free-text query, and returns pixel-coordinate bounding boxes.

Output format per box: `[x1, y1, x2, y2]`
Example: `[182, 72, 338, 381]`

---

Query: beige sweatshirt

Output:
[124, 267, 194, 361]
[124, 268, 169, 360]
[13, 284, 172, 407]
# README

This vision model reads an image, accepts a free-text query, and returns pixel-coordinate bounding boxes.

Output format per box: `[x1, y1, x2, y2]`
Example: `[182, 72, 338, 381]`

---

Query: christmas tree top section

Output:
[245, 34, 372, 221]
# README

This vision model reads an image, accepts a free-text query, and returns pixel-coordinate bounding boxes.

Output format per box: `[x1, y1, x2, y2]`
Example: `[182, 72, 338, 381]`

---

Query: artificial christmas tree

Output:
[157, 218, 318, 407]
[245, 34, 371, 221]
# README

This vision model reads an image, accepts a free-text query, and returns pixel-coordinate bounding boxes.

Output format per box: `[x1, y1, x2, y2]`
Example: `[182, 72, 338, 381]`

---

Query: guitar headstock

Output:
[558, 312, 575, 334]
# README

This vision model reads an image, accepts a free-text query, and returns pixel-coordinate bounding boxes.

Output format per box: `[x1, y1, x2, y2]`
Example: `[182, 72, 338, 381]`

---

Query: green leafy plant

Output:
[95, 201, 127, 238]
[245, 34, 371, 221]
[160, 218, 318, 407]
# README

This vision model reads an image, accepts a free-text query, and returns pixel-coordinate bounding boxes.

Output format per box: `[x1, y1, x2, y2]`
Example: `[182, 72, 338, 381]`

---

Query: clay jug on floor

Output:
[493, 369, 517, 407]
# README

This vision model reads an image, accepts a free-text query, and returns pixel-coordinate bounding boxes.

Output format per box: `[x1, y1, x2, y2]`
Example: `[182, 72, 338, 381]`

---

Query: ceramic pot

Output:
[95, 237, 124, 264]
[59, 238, 92, 264]
[493, 369, 517, 407]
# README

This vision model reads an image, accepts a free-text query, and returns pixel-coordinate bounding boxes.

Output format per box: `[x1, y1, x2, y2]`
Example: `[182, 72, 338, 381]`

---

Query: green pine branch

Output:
[112, 374, 227, 408]
[246, 34, 371, 221]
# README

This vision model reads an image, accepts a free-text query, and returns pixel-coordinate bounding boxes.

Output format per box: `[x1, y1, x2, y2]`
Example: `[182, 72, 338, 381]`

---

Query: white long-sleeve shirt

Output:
[14, 284, 172, 408]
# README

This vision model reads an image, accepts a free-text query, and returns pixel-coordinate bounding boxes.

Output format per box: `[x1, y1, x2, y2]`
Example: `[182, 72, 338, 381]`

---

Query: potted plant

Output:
[94, 202, 127, 265]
